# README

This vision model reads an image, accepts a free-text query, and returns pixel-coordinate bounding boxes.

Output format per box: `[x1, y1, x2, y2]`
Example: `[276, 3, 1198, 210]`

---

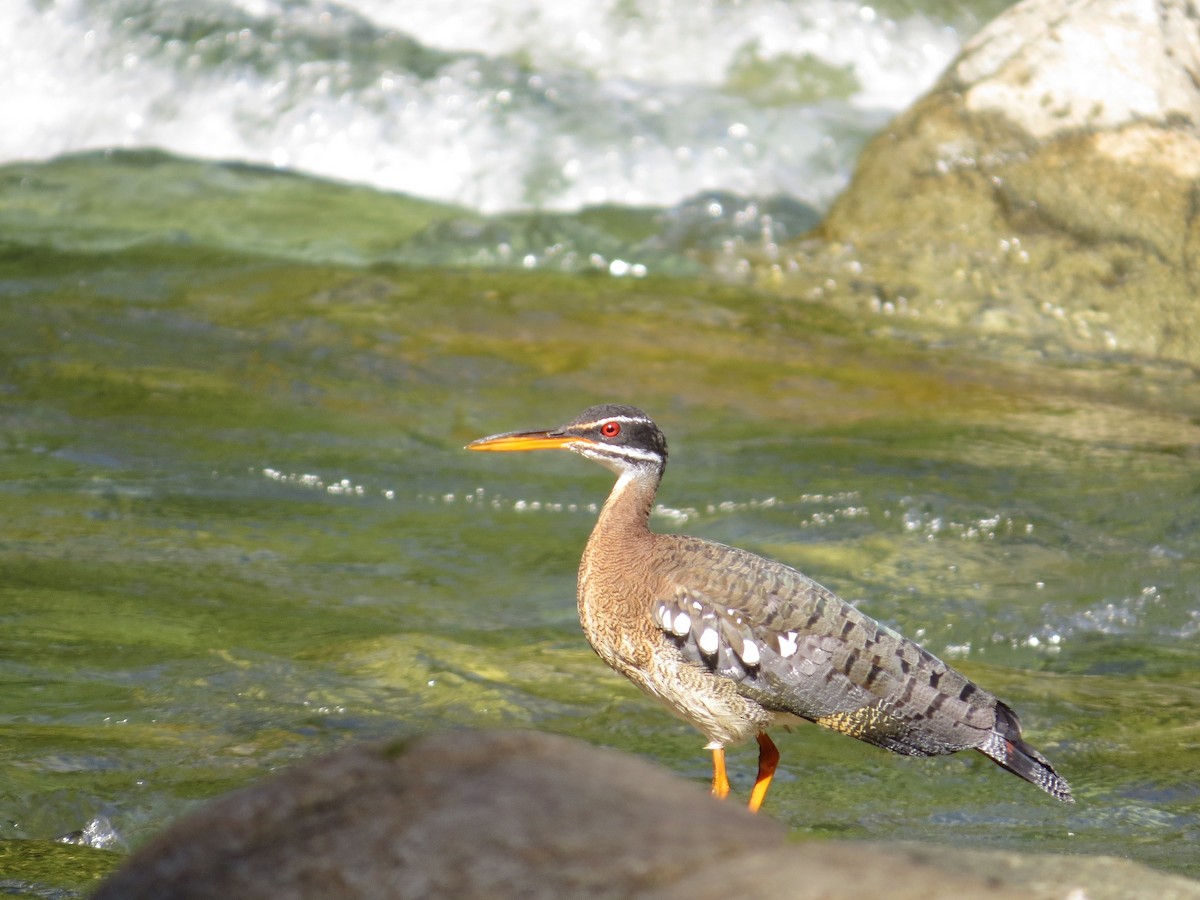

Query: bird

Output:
[467, 403, 1073, 811]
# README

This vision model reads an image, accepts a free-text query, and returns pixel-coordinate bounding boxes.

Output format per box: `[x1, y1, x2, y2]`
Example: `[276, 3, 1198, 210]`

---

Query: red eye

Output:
[600, 421, 621, 438]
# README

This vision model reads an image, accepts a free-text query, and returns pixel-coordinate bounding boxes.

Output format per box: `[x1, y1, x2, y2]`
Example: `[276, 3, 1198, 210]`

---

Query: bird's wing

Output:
[651, 536, 999, 755]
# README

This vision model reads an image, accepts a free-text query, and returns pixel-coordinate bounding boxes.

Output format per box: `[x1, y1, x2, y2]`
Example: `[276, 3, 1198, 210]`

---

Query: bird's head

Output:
[467, 404, 668, 477]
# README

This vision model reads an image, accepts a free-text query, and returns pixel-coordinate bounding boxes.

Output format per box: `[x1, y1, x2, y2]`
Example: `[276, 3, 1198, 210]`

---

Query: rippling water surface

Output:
[3, 0, 1199, 894]
[1, 240, 1197, 892]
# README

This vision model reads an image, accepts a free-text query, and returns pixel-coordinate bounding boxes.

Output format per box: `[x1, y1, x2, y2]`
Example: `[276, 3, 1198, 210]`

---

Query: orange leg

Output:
[710, 747, 731, 800]
[747, 732, 780, 813]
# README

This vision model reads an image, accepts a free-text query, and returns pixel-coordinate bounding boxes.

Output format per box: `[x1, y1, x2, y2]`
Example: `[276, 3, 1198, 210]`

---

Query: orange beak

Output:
[466, 430, 578, 453]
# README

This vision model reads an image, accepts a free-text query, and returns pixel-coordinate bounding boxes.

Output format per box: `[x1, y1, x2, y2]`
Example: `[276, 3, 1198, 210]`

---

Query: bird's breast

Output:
[577, 538, 663, 672]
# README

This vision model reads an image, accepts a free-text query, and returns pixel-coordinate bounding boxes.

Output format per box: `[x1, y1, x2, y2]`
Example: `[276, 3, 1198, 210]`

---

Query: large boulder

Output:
[93, 730, 1200, 899]
[808, 0, 1200, 365]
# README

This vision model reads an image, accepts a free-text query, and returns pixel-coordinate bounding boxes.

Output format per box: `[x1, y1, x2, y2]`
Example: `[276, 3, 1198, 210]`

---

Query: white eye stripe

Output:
[612, 445, 660, 461]
[575, 415, 654, 430]
[578, 443, 660, 463]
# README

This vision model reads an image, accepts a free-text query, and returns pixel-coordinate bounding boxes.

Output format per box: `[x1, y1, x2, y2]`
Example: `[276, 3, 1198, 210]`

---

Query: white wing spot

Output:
[672, 611, 691, 636]
[699, 627, 719, 654]
[658, 605, 673, 631]
[740, 639, 760, 666]
[778, 632, 798, 658]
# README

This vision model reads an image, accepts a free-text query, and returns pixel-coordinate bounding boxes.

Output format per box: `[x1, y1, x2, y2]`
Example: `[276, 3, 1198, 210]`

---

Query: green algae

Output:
[0, 150, 471, 264]
[0, 840, 121, 898]
[1, 155, 1197, 892]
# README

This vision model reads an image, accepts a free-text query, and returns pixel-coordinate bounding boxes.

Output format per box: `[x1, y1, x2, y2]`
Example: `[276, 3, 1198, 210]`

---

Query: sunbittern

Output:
[468, 404, 1073, 810]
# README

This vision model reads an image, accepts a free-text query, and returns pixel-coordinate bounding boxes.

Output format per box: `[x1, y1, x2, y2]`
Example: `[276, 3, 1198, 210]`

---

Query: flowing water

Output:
[2, 0, 1199, 895]
[4, 0, 999, 214]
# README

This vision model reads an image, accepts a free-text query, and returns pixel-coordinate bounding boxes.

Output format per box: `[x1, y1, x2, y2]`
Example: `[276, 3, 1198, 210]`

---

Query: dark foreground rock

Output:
[94, 730, 1199, 899]
[801, 0, 1200, 366]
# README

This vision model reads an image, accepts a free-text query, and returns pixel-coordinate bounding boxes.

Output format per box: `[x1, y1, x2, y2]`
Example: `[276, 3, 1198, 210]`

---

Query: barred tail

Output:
[979, 702, 1074, 802]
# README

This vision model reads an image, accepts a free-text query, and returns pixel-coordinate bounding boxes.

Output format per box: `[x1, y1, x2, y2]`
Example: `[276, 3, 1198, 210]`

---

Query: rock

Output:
[92, 730, 1200, 899]
[809, 0, 1200, 366]
[93, 731, 786, 900]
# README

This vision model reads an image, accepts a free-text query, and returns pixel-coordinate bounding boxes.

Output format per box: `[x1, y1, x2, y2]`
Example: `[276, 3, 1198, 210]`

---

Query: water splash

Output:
[56, 815, 125, 851]
[2, 0, 970, 212]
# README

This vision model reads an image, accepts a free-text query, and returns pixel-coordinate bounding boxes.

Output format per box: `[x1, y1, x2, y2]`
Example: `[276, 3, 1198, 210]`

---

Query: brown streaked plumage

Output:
[468, 403, 1073, 810]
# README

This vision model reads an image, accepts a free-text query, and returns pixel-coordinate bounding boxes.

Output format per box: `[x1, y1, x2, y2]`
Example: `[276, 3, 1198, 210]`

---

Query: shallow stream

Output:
[1, 167, 1197, 891]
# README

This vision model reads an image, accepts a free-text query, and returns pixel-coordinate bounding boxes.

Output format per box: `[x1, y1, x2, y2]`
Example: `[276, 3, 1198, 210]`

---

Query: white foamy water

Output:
[2, 0, 972, 213]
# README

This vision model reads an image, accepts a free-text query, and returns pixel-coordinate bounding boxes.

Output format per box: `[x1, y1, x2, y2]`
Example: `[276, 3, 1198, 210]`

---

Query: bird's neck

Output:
[593, 465, 661, 542]
[577, 464, 663, 669]
[579, 465, 662, 598]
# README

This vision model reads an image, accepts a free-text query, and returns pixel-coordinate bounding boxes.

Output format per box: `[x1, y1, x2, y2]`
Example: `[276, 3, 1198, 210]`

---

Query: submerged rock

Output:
[93, 730, 1199, 899]
[807, 0, 1200, 366]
